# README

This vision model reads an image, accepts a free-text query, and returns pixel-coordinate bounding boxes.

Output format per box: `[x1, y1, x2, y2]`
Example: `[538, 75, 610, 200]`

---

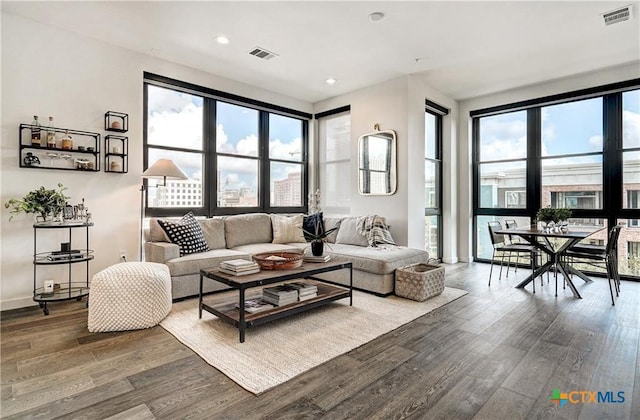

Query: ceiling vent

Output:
[602, 5, 632, 25]
[248, 47, 278, 60]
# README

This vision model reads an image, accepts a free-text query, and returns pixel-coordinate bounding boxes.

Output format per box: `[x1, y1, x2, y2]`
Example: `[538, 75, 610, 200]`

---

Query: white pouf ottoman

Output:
[88, 262, 172, 333]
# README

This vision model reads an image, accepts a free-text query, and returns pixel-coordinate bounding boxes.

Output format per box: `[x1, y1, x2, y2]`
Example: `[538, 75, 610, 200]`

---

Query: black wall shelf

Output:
[105, 111, 128, 132]
[19, 124, 101, 171]
[105, 135, 129, 173]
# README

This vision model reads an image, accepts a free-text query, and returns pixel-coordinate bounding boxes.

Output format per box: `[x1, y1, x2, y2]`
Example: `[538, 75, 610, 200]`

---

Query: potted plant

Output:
[4, 183, 69, 222]
[556, 208, 572, 223]
[536, 206, 557, 231]
[302, 221, 339, 256]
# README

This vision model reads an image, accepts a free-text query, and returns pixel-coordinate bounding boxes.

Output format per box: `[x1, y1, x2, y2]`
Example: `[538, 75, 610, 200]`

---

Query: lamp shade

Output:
[141, 159, 188, 180]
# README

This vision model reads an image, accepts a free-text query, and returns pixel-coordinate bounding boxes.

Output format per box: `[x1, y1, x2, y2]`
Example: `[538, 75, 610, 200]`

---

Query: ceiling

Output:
[3, 1, 639, 103]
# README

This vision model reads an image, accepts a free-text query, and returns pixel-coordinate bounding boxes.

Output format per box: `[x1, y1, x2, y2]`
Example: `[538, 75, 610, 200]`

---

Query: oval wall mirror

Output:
[358, 128, 397, 195]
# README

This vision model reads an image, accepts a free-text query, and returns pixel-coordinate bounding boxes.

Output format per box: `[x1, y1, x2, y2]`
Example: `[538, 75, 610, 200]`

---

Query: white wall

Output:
[313, 75, 459, 257]
[457, 62, 640, 262]
[0, 13, 311, 310]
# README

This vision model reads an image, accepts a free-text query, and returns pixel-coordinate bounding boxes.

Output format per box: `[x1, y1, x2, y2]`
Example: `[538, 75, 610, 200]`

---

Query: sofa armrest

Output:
[145, 242, 179, 263]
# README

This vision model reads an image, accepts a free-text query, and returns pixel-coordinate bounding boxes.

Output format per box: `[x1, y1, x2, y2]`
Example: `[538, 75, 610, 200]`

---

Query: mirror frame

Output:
[357, 129, 397, 195]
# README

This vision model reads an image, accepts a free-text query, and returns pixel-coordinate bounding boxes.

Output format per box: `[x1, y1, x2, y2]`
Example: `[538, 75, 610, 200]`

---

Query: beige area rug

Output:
[160, 287, 468, 394]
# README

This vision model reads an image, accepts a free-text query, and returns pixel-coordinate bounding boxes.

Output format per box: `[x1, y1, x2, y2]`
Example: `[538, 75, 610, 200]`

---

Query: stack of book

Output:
[235, 297, 274, 313]
[219, 259, 260, 276]
[303, 254, 331, 263]
[288, 281, 318, 301]
[47, 250, 85, 261]
[262, 285, 299, 306]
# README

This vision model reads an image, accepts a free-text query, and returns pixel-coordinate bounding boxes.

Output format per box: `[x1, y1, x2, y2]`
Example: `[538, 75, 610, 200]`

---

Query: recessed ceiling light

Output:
[215, 35, 230, 45]
[325, 78, 337, 85]
[369, 12, 385, 22]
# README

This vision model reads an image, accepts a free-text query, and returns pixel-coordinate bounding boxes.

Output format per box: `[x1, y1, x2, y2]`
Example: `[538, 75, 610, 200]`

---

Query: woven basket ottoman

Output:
[88, 262, 172, 333]
[395, 262, 445, 301]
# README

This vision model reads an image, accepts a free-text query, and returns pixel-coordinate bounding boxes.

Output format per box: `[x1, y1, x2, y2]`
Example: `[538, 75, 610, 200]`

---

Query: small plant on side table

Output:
[4, 183, 69, 222]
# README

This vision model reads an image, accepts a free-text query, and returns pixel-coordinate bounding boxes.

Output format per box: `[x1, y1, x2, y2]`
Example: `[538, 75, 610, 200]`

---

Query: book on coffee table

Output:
[235, 297, 275, 313]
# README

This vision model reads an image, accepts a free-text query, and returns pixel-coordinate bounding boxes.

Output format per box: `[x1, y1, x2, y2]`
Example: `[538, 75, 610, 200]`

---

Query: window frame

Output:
[471, 78, 640, 281]
[425, 100, 448, 260]
[143, 73, 310, 217]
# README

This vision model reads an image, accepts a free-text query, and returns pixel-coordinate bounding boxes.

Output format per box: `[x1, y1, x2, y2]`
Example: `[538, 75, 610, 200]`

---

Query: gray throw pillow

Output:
[335, 217, 370, 247]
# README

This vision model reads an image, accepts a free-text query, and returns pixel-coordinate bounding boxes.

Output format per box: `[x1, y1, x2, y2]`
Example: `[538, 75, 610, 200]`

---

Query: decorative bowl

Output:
[253, 252, 303, 270]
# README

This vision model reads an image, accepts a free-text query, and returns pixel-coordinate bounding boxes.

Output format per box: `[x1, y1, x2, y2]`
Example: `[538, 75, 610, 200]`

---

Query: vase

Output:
[311, 240, 324, 256]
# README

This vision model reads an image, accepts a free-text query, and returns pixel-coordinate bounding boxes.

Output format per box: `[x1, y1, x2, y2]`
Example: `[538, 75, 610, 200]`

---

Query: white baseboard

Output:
[1, 297, 38, 312]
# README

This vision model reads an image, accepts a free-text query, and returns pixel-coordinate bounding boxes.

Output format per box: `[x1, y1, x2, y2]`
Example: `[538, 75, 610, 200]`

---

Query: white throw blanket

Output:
[356, 215, 396, 247]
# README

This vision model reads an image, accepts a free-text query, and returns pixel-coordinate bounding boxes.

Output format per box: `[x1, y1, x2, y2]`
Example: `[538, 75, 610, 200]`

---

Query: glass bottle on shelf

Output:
[46, 116, 56, 149]
[31, 115, 42, 147]
[61, 130, 73, 151]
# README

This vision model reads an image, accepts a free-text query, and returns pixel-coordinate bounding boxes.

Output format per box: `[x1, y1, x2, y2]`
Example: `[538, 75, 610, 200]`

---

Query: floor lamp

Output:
[140, 159, 188, 260]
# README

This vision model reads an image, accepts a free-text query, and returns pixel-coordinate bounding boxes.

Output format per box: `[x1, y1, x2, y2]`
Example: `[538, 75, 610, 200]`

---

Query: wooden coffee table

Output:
[199, 261, 352, 343]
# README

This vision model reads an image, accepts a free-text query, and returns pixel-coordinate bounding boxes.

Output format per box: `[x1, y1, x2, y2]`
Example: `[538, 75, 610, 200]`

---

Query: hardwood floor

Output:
[1, 262, 638, 419]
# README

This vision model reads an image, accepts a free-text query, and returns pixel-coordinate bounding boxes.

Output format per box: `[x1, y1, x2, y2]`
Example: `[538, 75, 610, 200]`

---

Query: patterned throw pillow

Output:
[157, 212, 210, 256]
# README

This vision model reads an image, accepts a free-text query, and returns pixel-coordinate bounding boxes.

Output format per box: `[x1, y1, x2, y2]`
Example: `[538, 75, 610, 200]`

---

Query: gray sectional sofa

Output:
[144, 213, 430, 300]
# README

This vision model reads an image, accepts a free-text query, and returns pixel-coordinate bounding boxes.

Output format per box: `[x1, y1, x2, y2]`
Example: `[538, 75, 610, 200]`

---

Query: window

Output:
[425, 101, 448, 260]
[628, 242, 640, 275]
[318, 109, 351, 214]
[477, 111, 527, 209]
[144, 74, 309, 216]
[472, 82, 640, 280]
[505, 191, 526, 209]
[146, 85, 204, 209]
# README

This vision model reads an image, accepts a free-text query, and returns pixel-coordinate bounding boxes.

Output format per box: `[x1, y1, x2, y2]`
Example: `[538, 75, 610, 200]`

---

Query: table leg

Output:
[198, 273, 203, 319]
[349, 265, 353, 306]
[563, 263, 594, 283]
[515, 260, 554, 289]
[556, 262, 582, 299]
[239, 288, 246, 343]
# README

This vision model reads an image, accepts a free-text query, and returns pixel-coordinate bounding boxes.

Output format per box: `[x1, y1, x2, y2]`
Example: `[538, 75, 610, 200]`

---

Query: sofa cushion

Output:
[335, 217, 370, 247]
[166, 249, 251, 277]
[323, 217, 343, 243]
[149, 217, 172, 242]
[231, 243, 303, 255]
[157, 212, 210, 256]
[325, 243, 429, 275]
[199, 217, 226, 250]
[271, 214, 306, 244]
[302, 212, 323, 241]
[224, 213, 273, 248]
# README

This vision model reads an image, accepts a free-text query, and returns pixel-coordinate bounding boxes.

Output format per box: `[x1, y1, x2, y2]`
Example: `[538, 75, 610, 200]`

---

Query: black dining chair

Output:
[487, 221, 538, 292]
[504, 219, 547, 285]
[563, 224, 622, 305]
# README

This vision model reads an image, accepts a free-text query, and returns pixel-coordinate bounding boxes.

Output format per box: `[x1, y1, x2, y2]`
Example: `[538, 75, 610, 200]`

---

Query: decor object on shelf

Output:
[23, 152, 40, 166]
[4, 183, 69, 222]
[30, 115, 42, 147]
[105, 111, 128, 132]
[61, 130, 73, 150]
[140, 159, 189, 258]
[46, 116, 56, 149]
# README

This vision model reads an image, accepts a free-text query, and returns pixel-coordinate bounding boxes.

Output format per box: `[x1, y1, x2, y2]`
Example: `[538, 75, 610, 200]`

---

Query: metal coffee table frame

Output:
[199, 261, 353, 343]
